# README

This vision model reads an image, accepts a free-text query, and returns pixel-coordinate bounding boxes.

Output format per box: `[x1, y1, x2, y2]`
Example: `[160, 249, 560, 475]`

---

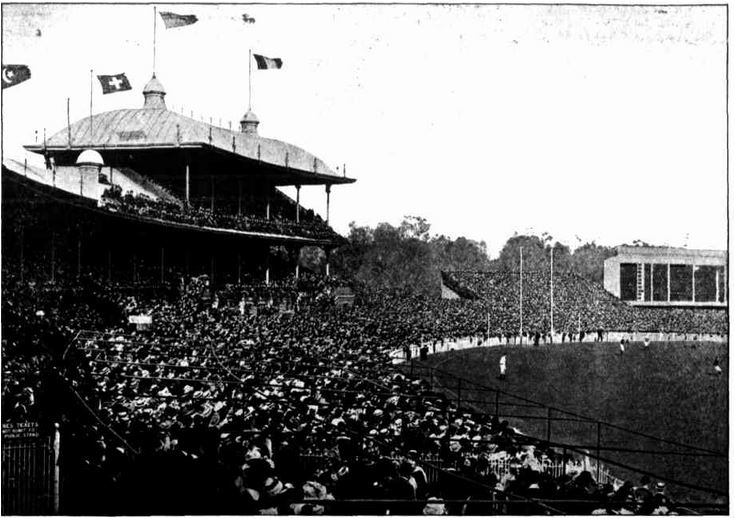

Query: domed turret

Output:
[143, 75, 166, 109]
[76, 149, 105, 193]
[240, 109, 259, 135]
[76, 149, 104, 167]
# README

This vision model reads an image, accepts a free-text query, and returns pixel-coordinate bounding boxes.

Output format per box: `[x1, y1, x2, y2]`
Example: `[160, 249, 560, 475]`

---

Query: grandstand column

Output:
[667, 263, 671, 302]
[19, 225, 24, 283]
[210, 255, 215, 288]
[715, 268, 720, 302]
[210, 175, 215, 211]
[296, 184, 301, 223]
[76, 235, 82, 279]
[185, 163, 190, 205]
[325, 184, 331, 223]
[325, 248, 331, 277]
[691, 264, 696, 302]
[265, 248, 271, 285]
[237, 252, 242, 284]
[237, 180, 242, 215]
[49, 233, 55, 283]
[290, 246, 301, 279]
[266, 190, 271, 220]
[160, 247, 165, 284]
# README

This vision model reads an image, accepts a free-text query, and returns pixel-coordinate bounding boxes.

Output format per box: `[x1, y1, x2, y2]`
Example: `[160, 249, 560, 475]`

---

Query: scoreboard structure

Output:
[603, 246, 727, 307]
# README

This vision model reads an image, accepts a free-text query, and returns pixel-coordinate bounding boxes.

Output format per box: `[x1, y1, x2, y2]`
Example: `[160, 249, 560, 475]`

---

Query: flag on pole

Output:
[2, 65, 31, 89]
[253, 54, 283, 70]
[242, 13, 256, 23]
[97, 73, 132, 94]
[159, 11, 198, 29]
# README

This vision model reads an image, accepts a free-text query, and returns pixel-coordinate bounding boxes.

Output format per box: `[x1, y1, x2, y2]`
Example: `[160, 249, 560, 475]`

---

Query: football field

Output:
[418, 341, 728, 502]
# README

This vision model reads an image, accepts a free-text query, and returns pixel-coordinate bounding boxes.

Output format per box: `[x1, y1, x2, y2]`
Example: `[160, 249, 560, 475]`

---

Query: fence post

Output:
[53, 423, 60, 514]
[596, 421, 601, 483]
[546, 408, 552, 442]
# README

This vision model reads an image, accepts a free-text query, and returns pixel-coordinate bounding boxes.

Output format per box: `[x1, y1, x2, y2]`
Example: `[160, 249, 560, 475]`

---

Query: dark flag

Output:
[2, 65, 31, 89]
[253, 54, 283, 70]
[159, 11, 198, 29]
[97, 73, 132, 94]
[242, 13, 256, 24]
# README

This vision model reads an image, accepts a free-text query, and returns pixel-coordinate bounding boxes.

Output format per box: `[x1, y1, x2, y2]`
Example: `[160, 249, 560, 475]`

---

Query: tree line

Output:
[303, 216, 639, 296]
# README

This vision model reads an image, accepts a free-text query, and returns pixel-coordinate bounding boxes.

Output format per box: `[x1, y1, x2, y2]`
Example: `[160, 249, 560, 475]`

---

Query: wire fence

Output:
[391, 346, 727, 501]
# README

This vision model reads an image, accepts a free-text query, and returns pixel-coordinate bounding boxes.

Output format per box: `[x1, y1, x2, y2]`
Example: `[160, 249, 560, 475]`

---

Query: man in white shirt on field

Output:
[498, 354, 507, 380]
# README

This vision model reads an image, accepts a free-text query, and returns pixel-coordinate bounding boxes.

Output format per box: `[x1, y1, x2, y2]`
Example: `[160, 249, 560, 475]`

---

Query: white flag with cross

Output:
[96, 73, 132, 94]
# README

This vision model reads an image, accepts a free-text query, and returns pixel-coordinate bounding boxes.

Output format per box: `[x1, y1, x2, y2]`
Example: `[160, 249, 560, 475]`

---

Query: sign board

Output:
[128, 315, 153, 325]
[334, 287, 355, 308]
[2, 421, 40, 440]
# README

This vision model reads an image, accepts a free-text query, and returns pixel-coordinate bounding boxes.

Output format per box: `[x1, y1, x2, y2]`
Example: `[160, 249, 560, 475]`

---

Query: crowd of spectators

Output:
[3, 259, 723, 514]
[45, 280, 685, 514]
[442, 271, 728, 337]
[101, 187, 339, 241]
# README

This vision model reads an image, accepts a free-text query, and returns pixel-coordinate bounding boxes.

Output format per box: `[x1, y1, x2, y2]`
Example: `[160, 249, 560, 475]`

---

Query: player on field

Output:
[498, 354, 507, 380]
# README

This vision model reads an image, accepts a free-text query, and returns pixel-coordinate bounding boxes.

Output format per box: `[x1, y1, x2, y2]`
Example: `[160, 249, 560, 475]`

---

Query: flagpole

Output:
[248, 49, 252, 110]
[89, 69, 94, 144]
[66, 98, 72, 148]
[550, 246, 554, 339]
[519, 246, 524, 345]
[153, 6, 157, 76]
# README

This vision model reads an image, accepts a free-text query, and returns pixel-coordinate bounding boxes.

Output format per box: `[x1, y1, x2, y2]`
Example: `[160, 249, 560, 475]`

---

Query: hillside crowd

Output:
[442, 271, 727, 337]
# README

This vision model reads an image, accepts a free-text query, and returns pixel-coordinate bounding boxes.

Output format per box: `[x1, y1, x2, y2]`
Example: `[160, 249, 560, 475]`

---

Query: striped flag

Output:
[253, 54, 283, 70]
[159, 11, 198, 29]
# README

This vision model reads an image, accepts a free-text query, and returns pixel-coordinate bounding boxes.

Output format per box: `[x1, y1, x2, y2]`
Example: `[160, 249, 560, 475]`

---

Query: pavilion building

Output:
[603, 245, 727, 307]
[4, 75, 355, 286]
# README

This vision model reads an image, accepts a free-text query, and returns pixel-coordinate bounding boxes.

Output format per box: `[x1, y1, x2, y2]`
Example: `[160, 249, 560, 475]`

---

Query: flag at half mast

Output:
[159, 11, 198, 29]
[253, 54, 283, 70]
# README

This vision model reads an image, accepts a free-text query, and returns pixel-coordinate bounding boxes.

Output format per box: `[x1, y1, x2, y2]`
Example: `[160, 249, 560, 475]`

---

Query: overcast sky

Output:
[2, 3, 727, 257]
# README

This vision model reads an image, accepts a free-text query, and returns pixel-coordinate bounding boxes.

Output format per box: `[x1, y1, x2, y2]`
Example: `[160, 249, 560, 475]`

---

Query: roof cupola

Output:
[143, 75, 166, 109]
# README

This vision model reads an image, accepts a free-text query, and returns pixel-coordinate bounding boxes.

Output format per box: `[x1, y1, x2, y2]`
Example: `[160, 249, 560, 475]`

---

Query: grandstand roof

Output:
[25, 80, 355, 187]
[613, 245, 726, 261]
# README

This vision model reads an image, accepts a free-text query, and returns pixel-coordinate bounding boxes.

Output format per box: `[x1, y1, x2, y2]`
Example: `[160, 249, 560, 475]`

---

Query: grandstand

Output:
[5, 75, 354, 288]
[603, 246, 727, 307]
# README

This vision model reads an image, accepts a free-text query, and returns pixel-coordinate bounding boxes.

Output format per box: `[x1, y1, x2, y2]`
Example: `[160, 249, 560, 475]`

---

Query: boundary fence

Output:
[390, 344, 727, 502]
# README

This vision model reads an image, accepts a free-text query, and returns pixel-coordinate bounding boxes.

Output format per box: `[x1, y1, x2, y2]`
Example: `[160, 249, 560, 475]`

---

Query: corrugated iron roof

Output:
[27, 108, 353, 183]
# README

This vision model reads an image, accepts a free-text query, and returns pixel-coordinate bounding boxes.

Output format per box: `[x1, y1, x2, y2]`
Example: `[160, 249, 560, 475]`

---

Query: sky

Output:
[1, 3, 727, 257]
